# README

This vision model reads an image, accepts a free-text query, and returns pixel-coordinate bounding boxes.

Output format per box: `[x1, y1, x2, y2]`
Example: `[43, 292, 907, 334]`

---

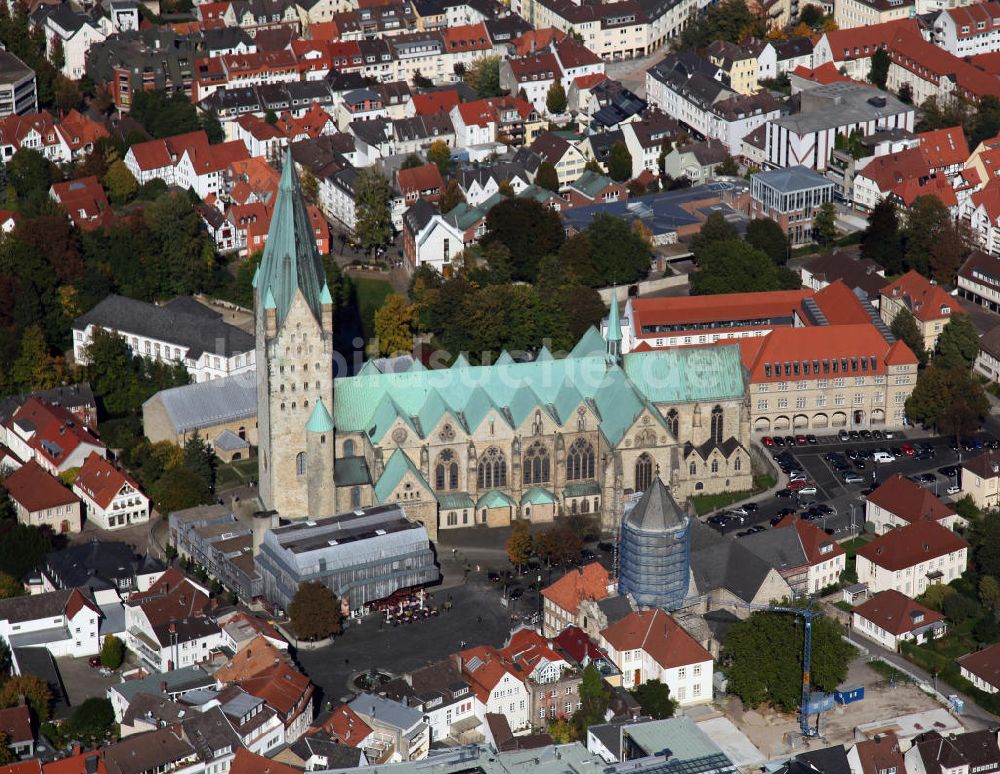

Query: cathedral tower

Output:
[255, 153, 335, 518]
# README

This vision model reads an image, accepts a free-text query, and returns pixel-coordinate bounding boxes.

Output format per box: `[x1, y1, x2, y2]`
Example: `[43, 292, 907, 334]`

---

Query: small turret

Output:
[306, 398, 335, 517]
[607, 286, 622, 362]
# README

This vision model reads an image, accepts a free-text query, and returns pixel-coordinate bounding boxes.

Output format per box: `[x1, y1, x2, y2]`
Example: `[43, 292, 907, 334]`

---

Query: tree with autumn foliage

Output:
[373, 293, 416, 356]
[0, 675, 52, 721]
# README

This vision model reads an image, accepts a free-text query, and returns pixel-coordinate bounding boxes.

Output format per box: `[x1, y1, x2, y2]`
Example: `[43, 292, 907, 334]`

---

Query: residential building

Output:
[73, 294, 256, 383]
[33, 3, 109, 80]
[878, 270, 959, 351]
[3, 460, 81, 534]
[2, 398, 106, 475]
[379, 659, 479, 744]
[219, 648, 314, 742]
[541, 563, 613, 638]
[855, 520, 969, 596]
[0, 587, 101, 659]
[255, 504, 439, 613]
[764, 83, 915, 171]
[101, 727, 199, 774]
[865, 474, 965, 534]
[86, 29, 197, 111]
[975, 323, 1000, 383]
[663, 140, 731, 184]
[499, 52, 561, 116]
[618, 110, 682, 179]
[812, 21, 916, 81]
[906, 730, 1000, 774]
[123, 568, 222, 673]
[959, 249, 1000, 312]
[455, 645, 531, 733]
[0, 111, 69, 163]
[886, 26, 1000, 106]
[599, 608, 713, 705]
[835, 0, 915, 29]
[707, 40, 758, 95]
[122, 131, 210, 187]
[501, 628, 582, 725]
[958, 643, 1000, 693]
[961, 449, 1000, 508]
[49, 176, 112, 231]
[851, 590, 946, 651]
[847, 732, 906, 774]
[528, 130, 587, 189]
[107, 665, 218, 722]
[799, 253, 886, 299]
[72, 452, 149, 531]
[564, 170, 627, 208]
[0, 52, 36, 118]
[741, 515, 846, 594]
[402, 198, 467, 272]
[749, 166, 835, 245]
[40, 541, 164, 600]
[348, 693, 429, 761]
[932, 2, 1000, 55]
[0, 704, 33, 760]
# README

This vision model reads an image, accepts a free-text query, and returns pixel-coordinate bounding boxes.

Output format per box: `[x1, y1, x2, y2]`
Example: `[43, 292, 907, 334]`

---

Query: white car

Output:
[789, 471, 807, 482]
[947, 485, 961, 495]
[873, 451, 895, 463]
[730, 506, 749, 516]
[797, 485, 818, 495]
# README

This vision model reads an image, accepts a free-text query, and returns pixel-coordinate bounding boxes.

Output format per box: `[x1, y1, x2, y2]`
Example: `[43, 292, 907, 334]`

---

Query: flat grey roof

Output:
[146, 371, 256, 434]
[0, 50, 33, 82]
[753, 165, 832, 193]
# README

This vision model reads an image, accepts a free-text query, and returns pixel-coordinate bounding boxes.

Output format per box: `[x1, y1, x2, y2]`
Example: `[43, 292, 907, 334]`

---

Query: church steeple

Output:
[607, 287, 622, 362]
[255, 152, 327, 325]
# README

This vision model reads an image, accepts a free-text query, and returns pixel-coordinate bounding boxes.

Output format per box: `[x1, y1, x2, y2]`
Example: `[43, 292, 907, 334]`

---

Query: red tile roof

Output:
[127, 568, 210, 625]
[880, 270, 958, 322]
[1, 763, 42, 774]
[891, 175, 958, 209]
[853, 590, 943, 636]
[0, 704, 32, 745]
[229, 748, 300, 774]
[554, 37, 602, 69]
[541, 562, 610, 615]
[3, 459, 77, 512]
[852, 732, 906, 774]
[630, 289, 811, 332]
[50, 176, 112, 231]
[971, 178, 1000, 220]
[775, 516, 845, 564]
[238, 660, 313, 719]
[442, 23, 492, 52]
[65, 587, 99, 620]
[601, 609, 711, 670]
[397, 162, 443, 195]
[867, 473, 957, 525]
[10, 398, 104, 468]
[918, 126, 969, 171]
[574, 73, 608, 90]
[128, 130, 210, 172]
[856, 147, 930, 194]
[958, 642, 1000, 689]
[216, 635, 287, 682]
[888, 27, 1000, 102]
[946, 1, 1000, 39]
[73, 451, 143, 510]
[821, 19, 918, 62]
[56, 110, 109, 153]
[553, 625, 612, 665]
[457, 644, 522, 702]
[512, 27, 566, 56]
[507, 52, 561, 83]
[812, 280, 873, 325]
[790, 62, 857, 86]
[856, 519, 968, 571]
[319, 704, 373, 746]
[500, 628, 567, 677]
[185, 139, 249, 175]
[962, 448, 1000, 480]
[410, 90, 461, 116]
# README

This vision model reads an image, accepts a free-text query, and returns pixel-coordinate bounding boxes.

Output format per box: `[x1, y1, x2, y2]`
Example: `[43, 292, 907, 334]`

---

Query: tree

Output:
[918, 583, 955, 611]
[548, 718, 576, 742]
[868, 48, 890, 90]
[904, 195, 953, 276]
[0, 523, 52, 581]
[546, 81, 567, 115]
[681, 0, 766, 48]
[535, 526, 583, 568]
[0, 639, 10, 678]
[935, 313, 980, 370]
[980, 576, 1000, 610]
[100, 634, 124, 669]
[813, 202, 837, 245]
[54, 75, 81, 112]
[426, 140, 451, 173]
[0, 573, 23, 600]
[861, 198, 903, 272]
[63, 697, 115, 745]
[723, 610, 855, 712]
[264, 109, 278, 126]
[9, 324, 63, 393]
[289, 581, 343, 640]
[354, 167, 392, 251]
[972, 95, 1000, 148]
[691, 211, 740, 256]
[607, 141, 633, 183]
[0, 674, 52, 721]
[631, 679, 676, 719]
[8, 148, 54, 205]
[717, 154, 739, 176]
[906, 366, 989, 437]
[972, 512, 1000, 579]
[130, 89, 202, 139]
[930, 221, 966, 284]
[103, 159, 137, 204]
[183, 432, 216, 492]
[506, 520, 533, 570]
[799, 3, 824, 26]
[482, 197, 564, 282]
[942, 591, 981, 624]
[536, 161, 560, 192]
[584, 212, 650, 286]
[745, 218, 789, 264]
[438, 179, 465, 214]
[374, 293, 415, 356]
[890, 308, 928, 365]
[572, 664, 611, 737]
[692, 240, 800, 295]
[149, 465, 211, 515]
[300, 170, 319, 205]
[466, 56, 501, 98]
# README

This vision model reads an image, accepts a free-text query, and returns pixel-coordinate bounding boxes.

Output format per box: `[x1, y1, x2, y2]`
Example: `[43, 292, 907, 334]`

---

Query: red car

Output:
[787, 479, 808, 490]
[796, 435, 808, 446]
[762, 436, 774, 446]
[901, 443, 915, 456]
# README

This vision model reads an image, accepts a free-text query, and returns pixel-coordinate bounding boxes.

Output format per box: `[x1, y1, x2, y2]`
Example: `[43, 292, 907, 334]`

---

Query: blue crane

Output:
[738, 599, 822, 738]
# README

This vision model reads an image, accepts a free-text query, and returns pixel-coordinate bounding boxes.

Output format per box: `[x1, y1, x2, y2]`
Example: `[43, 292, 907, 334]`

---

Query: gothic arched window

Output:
[734, 456, 742, 472]
[666, 409, 679, 438]
[343, 439, 355, 457]
[296, 452, 306, 476]
[689, 461, 696, 475]
[435, 449, 459, 491]
[711, 459, 719, 473]
[523, 442, 551, 485]
[636, 453, 653, 493]
[566, 439, 595, 480]
[711, 405, 724, 443]
[477, 447, 507, 489]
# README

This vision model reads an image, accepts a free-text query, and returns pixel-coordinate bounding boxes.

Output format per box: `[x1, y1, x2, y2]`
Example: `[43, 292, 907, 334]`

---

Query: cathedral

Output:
[254, 155, 755, 539]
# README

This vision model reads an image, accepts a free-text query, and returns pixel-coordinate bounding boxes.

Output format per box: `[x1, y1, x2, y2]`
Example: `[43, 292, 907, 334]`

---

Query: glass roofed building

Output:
[254, 154, 753, 539]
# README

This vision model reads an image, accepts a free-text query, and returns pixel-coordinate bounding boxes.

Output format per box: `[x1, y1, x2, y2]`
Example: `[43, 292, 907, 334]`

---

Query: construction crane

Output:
[737, 599, 822, 738]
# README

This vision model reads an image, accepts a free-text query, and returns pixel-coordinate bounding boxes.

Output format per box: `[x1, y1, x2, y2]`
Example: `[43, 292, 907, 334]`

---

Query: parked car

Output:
[789, 471, 807, 482]
[918, 473, 936, 485]
[947, 484, 961, 495]
[849, 430, 861, 440]
[796, 435, 808, 446]
[807, 435, 818, 444]
[762, 436, 774, 446]
[839, 430, 850, 442]
[730, 505, 749, 516]
[773, 436, 786, 447]
[873, 451, 895, 463]
[938, 466, 960, 478]
[743, 502, 759, 513]
[883, 430, 896, 439]
[776, 488, 793, 498]
[784, 435, 796, 446]
[901, 443, 915, 456]
[860, 430, 872, 440]
[787, 480, 808, 490]
[872, 430, 883, 439]
[707, 514, 732, 526]
[797, 485, 818, 495]
[843, 471, 864, 483]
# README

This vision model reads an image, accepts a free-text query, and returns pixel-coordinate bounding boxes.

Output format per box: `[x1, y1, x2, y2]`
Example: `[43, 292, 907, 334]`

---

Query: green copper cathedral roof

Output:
[254, 153, 328, 325]
[607, 288, 622, 343]
[306, 398, 334, 433]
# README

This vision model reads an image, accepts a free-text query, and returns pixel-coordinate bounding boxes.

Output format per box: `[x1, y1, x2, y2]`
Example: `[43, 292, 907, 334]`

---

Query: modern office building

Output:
[0, 51, 37, 117]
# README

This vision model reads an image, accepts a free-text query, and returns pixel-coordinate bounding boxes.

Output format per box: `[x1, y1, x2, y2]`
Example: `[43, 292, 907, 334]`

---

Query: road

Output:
[604, 49, 665, 97]
[845, 629, 998, 730]
[713, 430, 990, 539]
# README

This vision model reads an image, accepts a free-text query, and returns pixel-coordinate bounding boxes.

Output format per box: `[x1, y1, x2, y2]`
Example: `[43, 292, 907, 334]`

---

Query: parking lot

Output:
[709, 430, 994, 539]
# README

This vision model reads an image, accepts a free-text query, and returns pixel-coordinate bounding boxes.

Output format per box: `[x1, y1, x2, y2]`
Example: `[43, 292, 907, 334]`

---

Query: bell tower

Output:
[254, 152, 335, 518]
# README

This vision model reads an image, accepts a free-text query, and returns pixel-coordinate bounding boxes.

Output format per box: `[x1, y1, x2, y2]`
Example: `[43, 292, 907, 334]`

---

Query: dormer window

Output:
[941, 305, 951, 314]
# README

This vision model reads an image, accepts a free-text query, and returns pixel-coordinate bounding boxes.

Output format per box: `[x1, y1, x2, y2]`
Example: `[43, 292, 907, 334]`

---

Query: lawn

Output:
[690, 474, 776, 516]
[868, 659, 912, 684]
[353, 277, 394, 341]
[216, 457, 258, 491]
